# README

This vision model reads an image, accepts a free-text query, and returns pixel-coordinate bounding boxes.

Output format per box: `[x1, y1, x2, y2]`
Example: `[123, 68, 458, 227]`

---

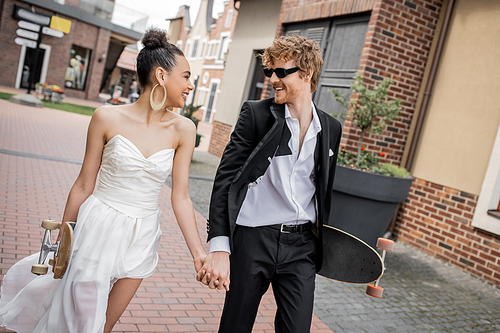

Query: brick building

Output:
[169, 0, 215, 109]
[194, 0, 238, 123]
[209, 0, 500, 286]
[0, 0, 142, 101]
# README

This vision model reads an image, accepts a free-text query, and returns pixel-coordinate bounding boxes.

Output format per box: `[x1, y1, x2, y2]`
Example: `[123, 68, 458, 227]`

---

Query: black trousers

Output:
[218, 225, 317, 333]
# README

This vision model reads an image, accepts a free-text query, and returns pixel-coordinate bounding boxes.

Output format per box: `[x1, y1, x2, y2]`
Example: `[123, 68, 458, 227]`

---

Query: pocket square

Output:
[329, 148, 334, 157]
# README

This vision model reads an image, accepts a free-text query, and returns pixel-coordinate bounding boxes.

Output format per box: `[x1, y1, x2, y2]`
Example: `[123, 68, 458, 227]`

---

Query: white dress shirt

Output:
[210, 102, 322, 253]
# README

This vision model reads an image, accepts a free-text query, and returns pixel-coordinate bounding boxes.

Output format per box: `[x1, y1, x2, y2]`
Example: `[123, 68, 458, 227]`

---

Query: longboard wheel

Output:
[31, 264, 49, 275]
[41, 219, 61, 230]
[366, 284, 384, 298]
[376, 238, 394, 251]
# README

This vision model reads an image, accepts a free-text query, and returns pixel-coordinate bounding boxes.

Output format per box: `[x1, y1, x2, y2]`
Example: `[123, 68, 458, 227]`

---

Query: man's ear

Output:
[304, 68, 314, 83]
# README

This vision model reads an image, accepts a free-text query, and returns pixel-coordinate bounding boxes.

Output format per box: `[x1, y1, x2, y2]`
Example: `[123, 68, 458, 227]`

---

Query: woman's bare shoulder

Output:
[91, 104, 130, 124]
[171, 112, 196, 133]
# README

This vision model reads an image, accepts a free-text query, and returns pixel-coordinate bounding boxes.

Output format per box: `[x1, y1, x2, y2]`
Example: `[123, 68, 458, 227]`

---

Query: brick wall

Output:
[208, 120, 232, 157]
[0, 0, 25, 87]
[86, 27, 110, 100]
[346, 0, 442, 166]
[395, 178, 500, 286]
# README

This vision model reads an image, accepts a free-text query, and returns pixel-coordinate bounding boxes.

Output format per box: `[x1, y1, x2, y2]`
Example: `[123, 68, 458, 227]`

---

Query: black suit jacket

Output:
[207, 97, 342, 271]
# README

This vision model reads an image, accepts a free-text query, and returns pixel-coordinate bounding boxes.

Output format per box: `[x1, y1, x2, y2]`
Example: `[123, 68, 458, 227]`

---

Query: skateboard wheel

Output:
[49, 258, 55, 266]
[31, 264, 48, 275]
[41, 219, 61, 230]
[366, 284, 384, 298]
[376, 238, 394, 251]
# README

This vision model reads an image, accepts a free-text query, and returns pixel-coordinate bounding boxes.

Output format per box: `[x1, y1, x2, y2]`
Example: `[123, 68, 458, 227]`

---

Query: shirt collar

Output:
[284, 102, 322, 135]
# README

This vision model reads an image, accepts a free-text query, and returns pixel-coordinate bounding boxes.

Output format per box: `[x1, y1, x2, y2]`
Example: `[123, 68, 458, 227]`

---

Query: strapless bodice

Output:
[93, 134, 174, 218]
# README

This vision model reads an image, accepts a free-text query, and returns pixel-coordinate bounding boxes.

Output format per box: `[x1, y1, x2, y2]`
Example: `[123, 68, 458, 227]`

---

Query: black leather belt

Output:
[267, 223, 313, 233]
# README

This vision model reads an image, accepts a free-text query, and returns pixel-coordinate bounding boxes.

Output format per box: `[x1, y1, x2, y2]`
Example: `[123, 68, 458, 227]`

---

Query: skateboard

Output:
[318, 225, 394, 298]
[31, 219, 75, 279]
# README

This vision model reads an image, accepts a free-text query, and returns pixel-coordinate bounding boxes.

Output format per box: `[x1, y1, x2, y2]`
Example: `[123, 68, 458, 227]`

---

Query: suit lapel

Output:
[315, 109, 330, 192]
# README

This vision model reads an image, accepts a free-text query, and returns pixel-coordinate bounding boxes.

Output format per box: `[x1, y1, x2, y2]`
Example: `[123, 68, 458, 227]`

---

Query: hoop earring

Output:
[150, 84, 167, 111]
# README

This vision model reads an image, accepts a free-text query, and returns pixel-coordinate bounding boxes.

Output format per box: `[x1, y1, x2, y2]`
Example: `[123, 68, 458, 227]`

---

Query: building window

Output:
[211, 41, 218, 58]
[225, 9, 234, 28]
[191, 39, 199, 59]
[472, 122, 500, 234]
[218, 36, 230, 60]
[206, 43, 213, 58]
[65, 45, 91, 91]
[185, 41, 191, 59]
[200, 41, 206, 58]
[204, 80, 220, 123]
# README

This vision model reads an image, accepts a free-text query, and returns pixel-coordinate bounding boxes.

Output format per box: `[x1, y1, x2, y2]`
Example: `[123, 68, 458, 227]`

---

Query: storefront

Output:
[0, 0, 143, 101]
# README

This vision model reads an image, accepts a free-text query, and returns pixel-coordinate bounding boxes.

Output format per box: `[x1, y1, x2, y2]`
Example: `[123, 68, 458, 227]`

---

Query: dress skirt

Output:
[0, 195, 162, 333]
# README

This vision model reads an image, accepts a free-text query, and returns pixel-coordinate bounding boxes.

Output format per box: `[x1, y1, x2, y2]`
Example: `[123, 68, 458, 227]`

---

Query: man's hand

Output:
[196, 251, 230, 291]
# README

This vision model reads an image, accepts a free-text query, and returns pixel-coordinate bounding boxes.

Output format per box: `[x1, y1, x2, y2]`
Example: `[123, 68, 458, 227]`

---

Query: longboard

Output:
[318, 225, 394, 297]
[31, 219, 75, 279]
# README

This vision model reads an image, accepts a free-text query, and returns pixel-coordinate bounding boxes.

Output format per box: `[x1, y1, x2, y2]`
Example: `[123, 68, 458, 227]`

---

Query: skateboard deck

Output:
[53, 221, 74, 278]
[318, 224, 384, 284]
[31, 220, 75, 279]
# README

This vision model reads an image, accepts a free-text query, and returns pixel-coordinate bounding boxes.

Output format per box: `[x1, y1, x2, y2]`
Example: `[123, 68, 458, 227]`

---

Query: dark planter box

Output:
[327, 165, 413, 248]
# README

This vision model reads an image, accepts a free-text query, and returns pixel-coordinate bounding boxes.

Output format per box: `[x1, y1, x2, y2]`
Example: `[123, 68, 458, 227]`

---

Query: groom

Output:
[198, 35, 342, 332]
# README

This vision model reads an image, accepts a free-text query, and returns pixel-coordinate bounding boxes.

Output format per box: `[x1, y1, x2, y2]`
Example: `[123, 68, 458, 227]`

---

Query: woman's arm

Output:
[170, 117, 207, 273]
[59, 107, 108, 232]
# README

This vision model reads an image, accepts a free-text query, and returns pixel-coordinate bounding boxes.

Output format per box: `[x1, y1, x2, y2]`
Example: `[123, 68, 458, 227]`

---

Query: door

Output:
[284, 15, 370, 117]
[20, 47, 46, 89]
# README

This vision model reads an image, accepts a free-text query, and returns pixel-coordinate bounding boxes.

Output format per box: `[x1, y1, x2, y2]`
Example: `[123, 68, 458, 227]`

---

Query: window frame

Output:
[472, 121, 500, 235]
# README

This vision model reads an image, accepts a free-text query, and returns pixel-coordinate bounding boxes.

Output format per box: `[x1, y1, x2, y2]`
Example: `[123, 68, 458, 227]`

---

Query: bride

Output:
[0, 27, 207, 333]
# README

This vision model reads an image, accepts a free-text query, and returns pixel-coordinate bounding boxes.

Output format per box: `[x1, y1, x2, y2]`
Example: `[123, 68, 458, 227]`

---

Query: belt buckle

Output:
[280, 224, 291, 233]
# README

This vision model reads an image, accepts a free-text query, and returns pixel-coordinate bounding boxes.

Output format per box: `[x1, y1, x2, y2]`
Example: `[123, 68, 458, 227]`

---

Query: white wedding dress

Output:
[0, 134, 175, 333]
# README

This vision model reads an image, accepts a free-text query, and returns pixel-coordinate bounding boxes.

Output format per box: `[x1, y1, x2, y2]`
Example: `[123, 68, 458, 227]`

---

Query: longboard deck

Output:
[53, 222, 74, 279]
[318, 225, 383, 284]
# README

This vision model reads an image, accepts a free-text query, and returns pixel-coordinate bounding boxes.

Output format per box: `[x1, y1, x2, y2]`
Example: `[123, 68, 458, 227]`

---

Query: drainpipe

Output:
[384, 0, 456, 239]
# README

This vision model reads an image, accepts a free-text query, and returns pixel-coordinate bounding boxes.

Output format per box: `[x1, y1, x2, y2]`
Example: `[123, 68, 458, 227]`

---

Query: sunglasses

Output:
[263, 67, 300, 78]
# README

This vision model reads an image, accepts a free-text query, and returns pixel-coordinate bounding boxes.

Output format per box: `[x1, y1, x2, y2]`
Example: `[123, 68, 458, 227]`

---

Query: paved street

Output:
[1, 96, 500, 332]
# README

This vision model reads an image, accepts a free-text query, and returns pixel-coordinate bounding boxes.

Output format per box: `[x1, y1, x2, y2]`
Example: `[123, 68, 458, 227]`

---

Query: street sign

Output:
[18, 20, 40, 32]
[50, 16, 71, 34]
[16, 28, 39, 40]
[14, 37, 37, 49]
[42, 26, 64, 38]
[13, 5, 50, 26]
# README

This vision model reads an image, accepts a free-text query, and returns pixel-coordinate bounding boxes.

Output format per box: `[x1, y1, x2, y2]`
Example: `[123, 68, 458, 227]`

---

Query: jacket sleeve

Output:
[207, 101, 257, 242]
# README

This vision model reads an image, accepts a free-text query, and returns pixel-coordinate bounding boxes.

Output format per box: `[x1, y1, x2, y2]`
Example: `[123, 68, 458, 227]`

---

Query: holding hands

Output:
[196, 251, 230, 291]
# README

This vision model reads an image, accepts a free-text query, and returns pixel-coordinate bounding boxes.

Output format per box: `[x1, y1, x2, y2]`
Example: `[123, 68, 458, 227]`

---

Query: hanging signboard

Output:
[14, 37, 37, 49]
[50, 16, 71, 34]
[42, 26, 64, 38]
[16, 28, 39, 40]
[18, 20, 40, 32]
[13, 5, 51, 26]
